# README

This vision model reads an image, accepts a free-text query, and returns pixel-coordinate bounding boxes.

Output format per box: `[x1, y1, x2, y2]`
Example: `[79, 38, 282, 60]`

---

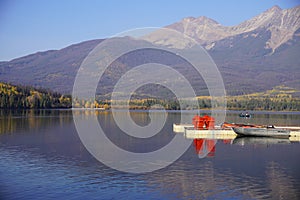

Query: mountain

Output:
[161, 5, 300, 53]
[155, 5, 300, 94]
[0, 39, 102, 93]
[0, 5, 299, 96]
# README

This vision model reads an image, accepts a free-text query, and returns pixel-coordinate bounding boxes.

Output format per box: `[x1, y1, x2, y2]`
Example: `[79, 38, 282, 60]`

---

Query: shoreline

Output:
[1, 108, 300, 114]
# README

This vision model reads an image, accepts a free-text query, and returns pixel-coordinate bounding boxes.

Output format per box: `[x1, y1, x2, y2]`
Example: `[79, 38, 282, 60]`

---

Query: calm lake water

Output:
[0, 110, 300, 200]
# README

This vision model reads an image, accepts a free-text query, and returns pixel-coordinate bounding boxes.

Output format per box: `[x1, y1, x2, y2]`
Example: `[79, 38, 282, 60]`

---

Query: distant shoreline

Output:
[1, 82, 300, 111]
[1, 108, 300, 114]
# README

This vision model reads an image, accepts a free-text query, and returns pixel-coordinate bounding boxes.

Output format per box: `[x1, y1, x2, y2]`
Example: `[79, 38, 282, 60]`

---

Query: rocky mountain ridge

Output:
[163, 5, 300, 53]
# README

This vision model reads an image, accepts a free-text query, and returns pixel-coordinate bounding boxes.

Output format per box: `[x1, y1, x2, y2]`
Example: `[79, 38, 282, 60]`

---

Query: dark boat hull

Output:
[232, 127, 290, 138]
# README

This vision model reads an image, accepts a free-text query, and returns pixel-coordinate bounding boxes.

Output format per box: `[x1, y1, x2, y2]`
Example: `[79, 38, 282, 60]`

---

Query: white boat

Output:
[232, 126, 290, 138]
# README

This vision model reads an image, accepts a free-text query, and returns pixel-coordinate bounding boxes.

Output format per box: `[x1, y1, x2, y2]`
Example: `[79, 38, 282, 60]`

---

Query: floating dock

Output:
[173, 124, 300, 142]
[173, 124, 194, 133]
[184, 128, 237, 140]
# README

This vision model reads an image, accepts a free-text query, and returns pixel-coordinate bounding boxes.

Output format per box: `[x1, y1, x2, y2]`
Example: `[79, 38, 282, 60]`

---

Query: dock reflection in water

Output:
[193, 139, 216, 158]
[190, 133, 298, 159]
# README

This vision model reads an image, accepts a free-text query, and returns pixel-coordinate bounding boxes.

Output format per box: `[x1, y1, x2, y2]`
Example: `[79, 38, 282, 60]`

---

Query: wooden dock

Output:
[173, 124, 300, 142]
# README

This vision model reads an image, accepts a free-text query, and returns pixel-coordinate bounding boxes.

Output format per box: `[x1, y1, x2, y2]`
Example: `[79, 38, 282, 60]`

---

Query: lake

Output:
[0, 109, 300, 199]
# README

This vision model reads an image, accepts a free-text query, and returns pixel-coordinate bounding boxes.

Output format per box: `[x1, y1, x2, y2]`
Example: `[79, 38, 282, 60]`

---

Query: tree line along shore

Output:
[1, 82, 299, 111]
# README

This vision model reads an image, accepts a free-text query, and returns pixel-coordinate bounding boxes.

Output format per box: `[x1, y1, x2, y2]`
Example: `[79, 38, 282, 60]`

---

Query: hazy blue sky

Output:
[0, 0, 299, 61]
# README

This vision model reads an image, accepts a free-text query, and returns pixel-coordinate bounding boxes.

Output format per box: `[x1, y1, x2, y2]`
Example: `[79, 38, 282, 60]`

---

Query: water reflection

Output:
[193, 139, 216, 158]
[266, 162, 300, 200]
[147, 159, 300, 199]
[232, 136, 291, 146]
[0, 109, 73, 134]
[224, 111, 300, 127]
[190, 135, 298, 159]
[192, 138, 239, 158]
[0, 110, 299, 199]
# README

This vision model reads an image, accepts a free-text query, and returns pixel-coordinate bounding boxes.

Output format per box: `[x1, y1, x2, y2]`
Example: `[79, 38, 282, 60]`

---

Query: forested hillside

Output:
[0, 82, 71, 109]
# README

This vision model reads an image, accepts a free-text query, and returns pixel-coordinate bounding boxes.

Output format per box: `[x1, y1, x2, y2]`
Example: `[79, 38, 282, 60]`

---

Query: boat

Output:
[221, 122, 260, 129]
[232, 126, 290, 138]
[239, 112, 251, 118]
